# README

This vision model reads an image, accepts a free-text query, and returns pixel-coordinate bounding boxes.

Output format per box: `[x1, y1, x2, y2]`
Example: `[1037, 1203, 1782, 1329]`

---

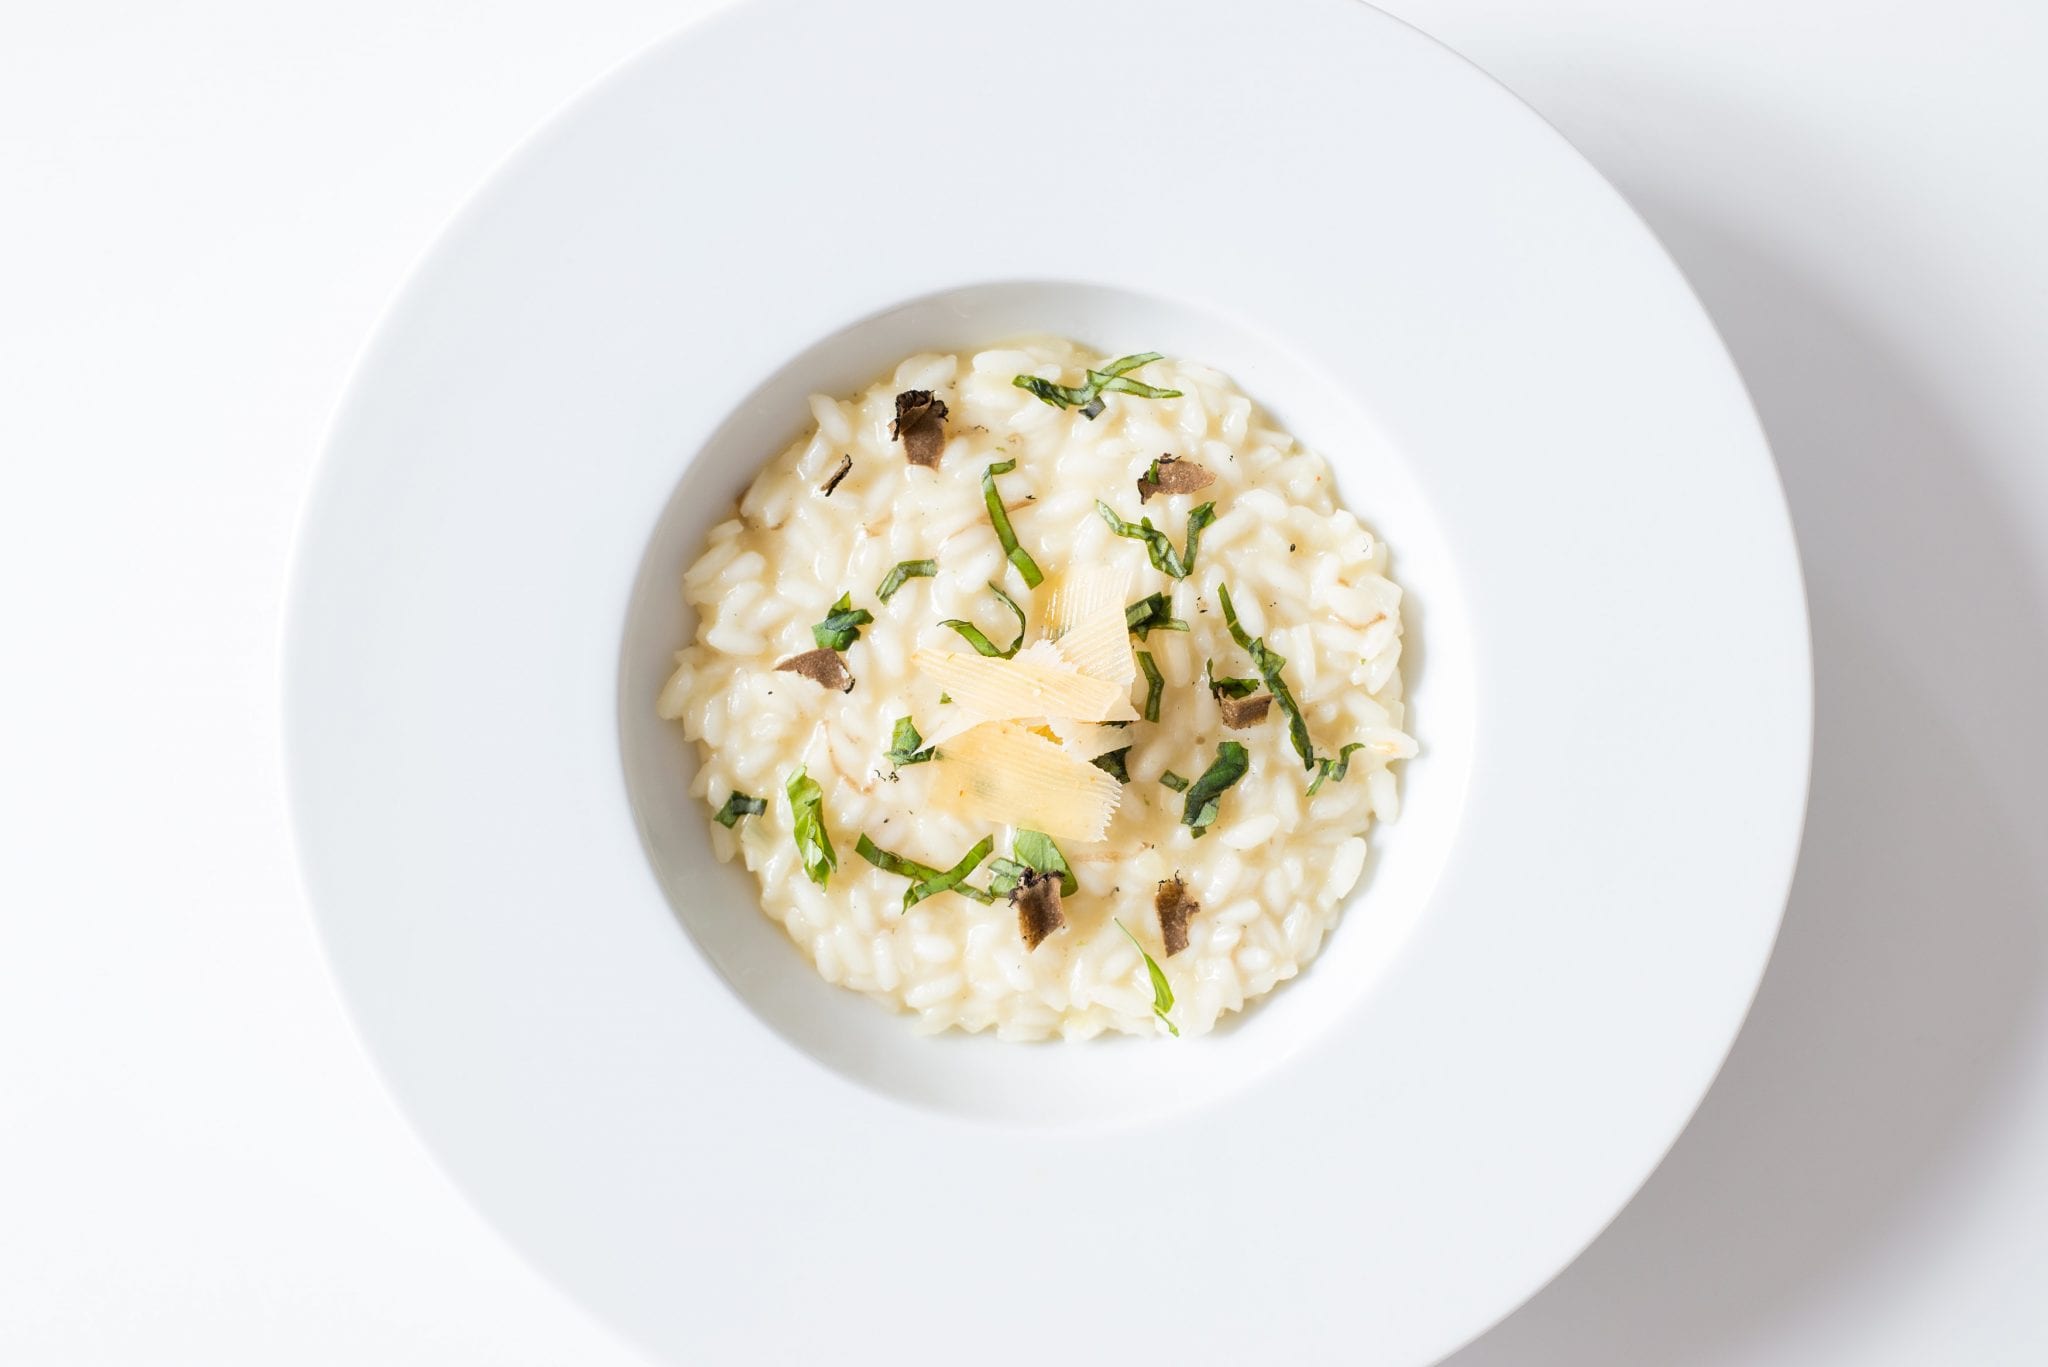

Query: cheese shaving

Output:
[928, 721, 1123, 842]
[911, 646, 1136, 724]
[1039, 563, 1135, 686]
[1049, 719, 1134, 762]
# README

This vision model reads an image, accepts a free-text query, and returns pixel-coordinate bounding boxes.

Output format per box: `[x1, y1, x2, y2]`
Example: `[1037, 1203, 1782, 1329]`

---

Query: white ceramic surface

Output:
[283, 1, 1810, 1363]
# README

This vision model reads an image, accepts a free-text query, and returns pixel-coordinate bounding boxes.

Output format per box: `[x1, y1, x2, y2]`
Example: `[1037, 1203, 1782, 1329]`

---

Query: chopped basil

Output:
[1137, 649, 1164, 723]
[1183, 502, 1218, 573]
[943, 622, 1005, 657]
[712, 792, 766, 827]
[1012, 376, 1094, 410]
[854, 833, 925, 881]
[1205, 658, 1260, 699]
[1014, 829, 1078, 896]
[985, 832, 1078, 899]
[985, 857, 1030, 897]
[1181, 740, 1250, 837]
[785, 767, 836, 886]
[876, 559, 937, 602]
[1115, 919, 1179, 1036]
[1095, 500, 1216, 580]
[811, 592, 873, 651]
[991, 582, 1026, 636]
[1159, 770, 1190, 792]
[856, 833, 997, 908]
[1217, 583, 1314, 770]
[981, 459, 1044, 588]
[942, 582, 1027, 658]
[1125, 591, 1190, 640]
[910, 837, 995, 907]
[1307, 741, 1368, 796]
[1090, 747, 1132, 783]
[1012, 353, 1184, 421]
[885, 716, 937, 767]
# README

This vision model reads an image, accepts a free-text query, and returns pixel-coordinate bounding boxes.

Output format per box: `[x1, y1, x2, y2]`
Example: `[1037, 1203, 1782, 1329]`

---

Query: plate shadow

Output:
[1442, 196, 2048, 1365]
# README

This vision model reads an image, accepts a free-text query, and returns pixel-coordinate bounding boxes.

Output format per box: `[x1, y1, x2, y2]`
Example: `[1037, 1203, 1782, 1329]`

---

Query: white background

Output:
[4, 1, 2043, 1362]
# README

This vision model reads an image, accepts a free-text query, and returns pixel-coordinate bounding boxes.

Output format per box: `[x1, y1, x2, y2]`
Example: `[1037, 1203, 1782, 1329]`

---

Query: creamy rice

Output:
[658, 339, 1413, 1039]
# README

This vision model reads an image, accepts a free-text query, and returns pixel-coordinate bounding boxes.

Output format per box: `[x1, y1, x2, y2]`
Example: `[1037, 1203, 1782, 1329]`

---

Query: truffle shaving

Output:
[774, 648, 854, 693]
[1155, 874, 1200, 956]
[1136, 455, 1216, 502]
[818, 453, 852, 496]
[1217, 692, 1273, 728]
[1013, 868, 1066, 950]
[891, 390, 950, 468]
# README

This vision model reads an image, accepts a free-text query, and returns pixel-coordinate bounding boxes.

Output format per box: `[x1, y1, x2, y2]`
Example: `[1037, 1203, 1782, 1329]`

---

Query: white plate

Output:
[283, 1, 1809, 1362]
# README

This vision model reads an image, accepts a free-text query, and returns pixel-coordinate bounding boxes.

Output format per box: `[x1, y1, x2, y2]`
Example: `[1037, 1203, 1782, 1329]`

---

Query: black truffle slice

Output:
[1156, 874, 1200, 957]
[1217, 692, 1273, 729]
[774, 648, 854, 693]
[891, 390, 950, 468]
[1013, 868, 1066, 950]
[818, 453, 852, 496]
[1136, 455, 1216, 502]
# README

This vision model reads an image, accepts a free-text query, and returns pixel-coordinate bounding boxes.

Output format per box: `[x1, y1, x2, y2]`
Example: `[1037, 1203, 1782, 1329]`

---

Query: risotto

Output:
[657, 340, 1414, 1039]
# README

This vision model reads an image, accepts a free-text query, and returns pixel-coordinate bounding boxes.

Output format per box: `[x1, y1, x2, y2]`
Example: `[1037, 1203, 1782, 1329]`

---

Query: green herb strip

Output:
[1159, 770, 1189, 793]
[942, 582, 1027, 658]
[1205, 658, 1260, 700]
[1181, 740, 1250, 837]
[1180, 501, 1217, 576]
[1115, 919, 1179, 1036]
[1307, 741, 1368, 797]
[1125, 591, 1190, 640]
[991, 583, 1027, 641]
[1090, 747, 1132, 784]
[1013, 830, 1078, 896]
[1217, 583, 1315, 771]
[712, 792, 766, 828]
[989, 833, 1078, 899]
[942, 624, 1005, 657]
[1101, 352, 1165, 378]
[876, 559, 937, 603]
[979, 459, 1044, 588]
[810, 592, 873, 651]
[1011, 353, 1184, 421]
[1095, 373, 1182, 400]
[855, 833, 932, 882]
[785, 767, 836, 887]
[885, 716, 937, 767]
[855, 833, 997, 908]
[1095, 501, 1216, 580]
[1011, 375, 1095, 411]
[1137, 650, 1164, 723]
[985, 857, 1029, 898]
